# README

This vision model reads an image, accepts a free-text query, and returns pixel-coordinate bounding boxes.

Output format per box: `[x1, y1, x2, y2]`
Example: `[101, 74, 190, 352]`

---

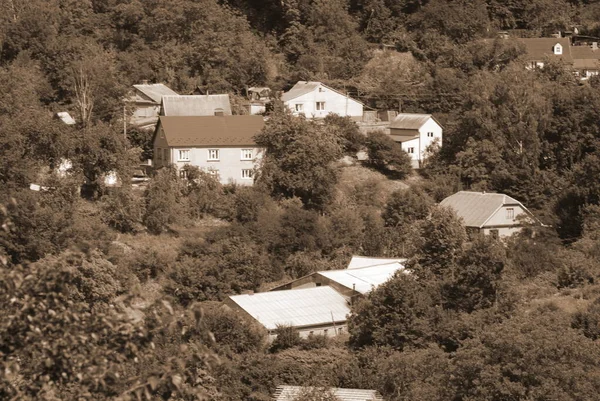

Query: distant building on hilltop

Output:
[440, 191, 535, 238]
[126, 83, 179, 129]
[160, 95, 232, 117]
[282, 81, 363, 120]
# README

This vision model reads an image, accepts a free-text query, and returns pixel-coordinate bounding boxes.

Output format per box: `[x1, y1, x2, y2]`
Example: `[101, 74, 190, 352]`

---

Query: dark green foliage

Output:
[572, 298, 600, 340]
[255, 107, 343, 210]
[365, 131, 412, 179]
[143, 167, 184, 234]
[323, 114, 365, 155]
[382, 187, 434, 228]
[101, 187, 144, 233]
[202, 303, 267, 354]
[270, 325, 302, 352]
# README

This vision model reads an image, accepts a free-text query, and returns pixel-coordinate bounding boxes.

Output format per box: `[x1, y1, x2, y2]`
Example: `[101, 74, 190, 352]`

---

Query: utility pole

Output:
[123, 104, 127, 140]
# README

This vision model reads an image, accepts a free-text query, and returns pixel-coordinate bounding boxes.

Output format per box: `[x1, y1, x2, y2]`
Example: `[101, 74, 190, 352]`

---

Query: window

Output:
[207, 149, 219, 161]
[489, 229, 499, 239]
[323, 329, 329, 337]
[318, 87, 324, 92]
[554, 43, 562, 55]
[241, 149, 253, 160]
[178, 150, 189, 161]
[506, 208, 515, 219]
[337, 327, 343, 334]
[295, 103, 303, 112]
[179, 169, 187, 179]
[427, 132, 434, 137]
[241, 169, 254, 179]
[316, 283, 322, 287]
[164, 149, 169, 162]
[407, 147, 415, 154]
[157, 148, 162, 160]
[316, 101, 325, 111]
[207, 168, 220, 180]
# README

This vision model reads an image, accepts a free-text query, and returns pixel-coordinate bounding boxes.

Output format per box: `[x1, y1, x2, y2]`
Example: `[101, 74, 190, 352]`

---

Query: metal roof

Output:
[318, 263, 405, 294]
[281, 81, 364, 105]
[55, 112, 76, 125]
[390, 113, 438, 130]
[347, 256, 407, 270]
[273, 386, 383, 401]
[133, 83, 179, 103]
[161, 95, 232, 116]
[228, 287, 350, 330]
[440, 191, 525, 228]
[157, 115, 264, 147]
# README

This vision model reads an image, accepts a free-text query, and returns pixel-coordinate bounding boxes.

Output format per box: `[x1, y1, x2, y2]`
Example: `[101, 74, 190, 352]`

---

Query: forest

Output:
[2, 0, 600, 400]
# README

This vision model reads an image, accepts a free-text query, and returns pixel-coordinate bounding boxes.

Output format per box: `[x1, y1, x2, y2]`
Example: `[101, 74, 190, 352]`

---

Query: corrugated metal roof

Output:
[347, 256, 407, 269]
[390, 113, 434, 130]
[440, 191, 524, 228]
[161, 95, 232, 116]
[518, 38, 573, 63]
[55, 112, 76, 125]
[229, 287, 350, 330]
[318, 263, 405, 294]
[273, 386, 383, 401]
[133, 83, 179, 104]
[158, 115, 264, 147]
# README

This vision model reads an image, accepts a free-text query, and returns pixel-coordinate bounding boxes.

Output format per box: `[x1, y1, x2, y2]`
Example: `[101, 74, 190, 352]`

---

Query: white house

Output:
[389, 113, 443, 168]
[440, 191, 535, 238]
[281, 81, 363, 119]
[152, 115, 264, 185]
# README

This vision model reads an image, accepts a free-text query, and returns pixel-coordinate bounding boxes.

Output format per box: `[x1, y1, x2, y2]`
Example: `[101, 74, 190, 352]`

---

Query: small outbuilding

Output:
[273, 386, 384, 401]
[389, 113, 442, 168]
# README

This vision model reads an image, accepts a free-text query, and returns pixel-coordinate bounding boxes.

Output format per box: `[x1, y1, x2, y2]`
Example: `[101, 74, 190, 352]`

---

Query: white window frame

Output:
[295, 104, 304, 112]
[179, 169, 188, 179]
[241, 149, 253, 160]
[427, 132, 434, 137]
[178, 149, 189, 161]
[241, 169, 254, 179]
[207, 149, 220, 161]
[316, 101, 325, 111]
[207, 168, 220, 179]
[407, 147, 415, 154]
[554, 43, 562, 55]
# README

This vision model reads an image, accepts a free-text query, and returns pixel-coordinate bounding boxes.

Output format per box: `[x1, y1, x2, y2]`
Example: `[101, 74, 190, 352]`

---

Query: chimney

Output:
[141, 79, 149, 85]
[214, 108, 224, 116]
[593, 42, 598, 51]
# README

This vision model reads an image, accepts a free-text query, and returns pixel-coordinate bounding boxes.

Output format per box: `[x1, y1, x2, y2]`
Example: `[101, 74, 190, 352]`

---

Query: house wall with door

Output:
[390, 117, 442, 168]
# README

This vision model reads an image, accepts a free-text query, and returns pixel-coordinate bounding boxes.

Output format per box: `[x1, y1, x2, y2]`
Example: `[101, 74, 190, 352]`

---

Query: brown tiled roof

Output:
[158, 115, 264, 147]
[518, 38, 573, 63]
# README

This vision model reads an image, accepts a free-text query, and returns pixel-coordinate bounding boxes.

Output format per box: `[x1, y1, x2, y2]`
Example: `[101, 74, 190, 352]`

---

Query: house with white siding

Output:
[440, 191, 535, 238]
[152, 115, 264, 185]
[389, 113, 443, 168]
[281, 81, 363, 120]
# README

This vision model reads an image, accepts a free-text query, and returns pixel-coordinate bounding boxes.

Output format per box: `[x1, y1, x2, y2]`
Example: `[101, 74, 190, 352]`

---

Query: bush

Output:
[365, 131, 412, 179]
[100, 187, 144, 233]
[270, 325, 302, 352]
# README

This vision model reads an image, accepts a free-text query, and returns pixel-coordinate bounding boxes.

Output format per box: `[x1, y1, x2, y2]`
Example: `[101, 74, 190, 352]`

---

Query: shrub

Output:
[365, 131, 412, 179]
[100, 187, 144, 233]
[270, 325, 302, 352]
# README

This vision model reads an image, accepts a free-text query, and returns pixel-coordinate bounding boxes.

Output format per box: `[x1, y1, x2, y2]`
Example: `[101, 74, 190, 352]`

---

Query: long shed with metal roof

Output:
[273, 386, 384, 401]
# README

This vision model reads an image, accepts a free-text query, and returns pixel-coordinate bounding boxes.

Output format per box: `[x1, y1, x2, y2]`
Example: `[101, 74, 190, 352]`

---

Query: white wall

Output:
[169, 146, 263, 186]
[395, 118, 443, 168]
[267, 324, 347, 342]
[285, 84, 363, 119]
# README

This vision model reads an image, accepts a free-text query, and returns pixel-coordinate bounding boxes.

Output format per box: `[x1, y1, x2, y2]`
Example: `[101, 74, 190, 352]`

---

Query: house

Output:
[226, 286, 351, 340]
[281, 81, 363, 120]
[273, 386, 384, 401]
[126, 83, 179, 129]
[571, 42, 600, 79]
[518, 38, 572, 69]
[440, 191, 535, 238]
[152, 115, 264, 185]
[388, 113, 443, 168]
[270, 262, 405, 297]
[160, 95, 232, 116]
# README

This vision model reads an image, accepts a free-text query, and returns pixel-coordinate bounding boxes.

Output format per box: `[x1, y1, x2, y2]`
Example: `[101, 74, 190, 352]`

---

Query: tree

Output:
[365, 131, 412, 178]
[382, 187, 434, 228]
[255, 107, 343, 209]
[323, 114, 365, 155]
[143, 167, 184, 234]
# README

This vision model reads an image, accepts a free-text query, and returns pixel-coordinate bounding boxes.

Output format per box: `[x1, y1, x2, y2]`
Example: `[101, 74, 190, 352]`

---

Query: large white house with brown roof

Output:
[282, 81, 363, 119]
[440, 191, 534, 238]
[152, 115, 264, 185]
[389, 113, 443, 168]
